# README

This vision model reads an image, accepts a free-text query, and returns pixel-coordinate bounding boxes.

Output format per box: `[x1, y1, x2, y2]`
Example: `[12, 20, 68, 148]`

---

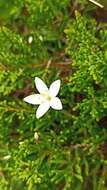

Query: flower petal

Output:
[50, 97, 62, 110]
[35, 77, 48, 94]
[23, 94, 45, 105]
[49, 80, 61, 97]
[36, 101, 50, 119]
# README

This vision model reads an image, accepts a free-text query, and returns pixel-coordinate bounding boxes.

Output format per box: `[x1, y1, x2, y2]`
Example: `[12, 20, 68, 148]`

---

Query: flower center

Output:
[41, 91, 52, 101]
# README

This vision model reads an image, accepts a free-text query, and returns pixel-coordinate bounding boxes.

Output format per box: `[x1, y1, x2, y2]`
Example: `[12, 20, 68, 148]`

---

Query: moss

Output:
[0, 1, 107, 190]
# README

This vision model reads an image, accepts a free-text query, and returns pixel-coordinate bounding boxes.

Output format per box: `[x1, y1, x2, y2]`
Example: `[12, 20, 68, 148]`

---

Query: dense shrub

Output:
[0, 0, 107, 190]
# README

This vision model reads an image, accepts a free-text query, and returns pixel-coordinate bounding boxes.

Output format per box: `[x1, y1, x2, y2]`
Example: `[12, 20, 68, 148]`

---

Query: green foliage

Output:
[0, 1, 107, 190]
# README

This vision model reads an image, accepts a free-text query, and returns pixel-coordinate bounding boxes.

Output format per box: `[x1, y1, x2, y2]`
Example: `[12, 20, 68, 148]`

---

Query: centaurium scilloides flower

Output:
[23, 77, 62, 119]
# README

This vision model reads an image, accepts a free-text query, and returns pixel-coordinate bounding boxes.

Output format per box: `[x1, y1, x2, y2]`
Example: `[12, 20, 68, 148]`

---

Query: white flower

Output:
[34, 132, 39, 140]
[23, 77, 62, 119]
[28, 36, 33, 44]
